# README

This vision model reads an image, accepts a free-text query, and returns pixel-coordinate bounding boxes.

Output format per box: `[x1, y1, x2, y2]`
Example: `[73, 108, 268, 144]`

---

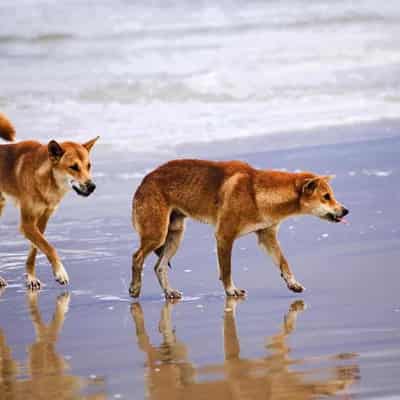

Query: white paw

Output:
[26, 275, 42, 290]
[164, 289, 182, 299]
[225, 286, 247, 297]
[286, 277, 305, 293]
[55, 265, 69, 286]
[0, 276, 7, 287]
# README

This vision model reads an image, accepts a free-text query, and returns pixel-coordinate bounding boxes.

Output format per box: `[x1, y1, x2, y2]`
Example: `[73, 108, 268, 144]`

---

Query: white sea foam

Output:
[94, 295, 130, 302]
[116, 172, 148, 180]
[181, 296, 201, 302]
[362, 169, 393, 177]
[1, 0, 400, 154]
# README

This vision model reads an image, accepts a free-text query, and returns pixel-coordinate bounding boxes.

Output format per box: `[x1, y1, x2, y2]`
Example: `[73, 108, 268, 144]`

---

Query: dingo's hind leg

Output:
[215, 227, 246, 297]
[154, 212, 185, 299]
[130, 195, 170, 298]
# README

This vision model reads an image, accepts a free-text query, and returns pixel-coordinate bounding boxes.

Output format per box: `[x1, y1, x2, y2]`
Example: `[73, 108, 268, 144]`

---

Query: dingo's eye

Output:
[323, 193, 331, 201]
[69, 163, 80, 172]
[87, 163, 91, 170]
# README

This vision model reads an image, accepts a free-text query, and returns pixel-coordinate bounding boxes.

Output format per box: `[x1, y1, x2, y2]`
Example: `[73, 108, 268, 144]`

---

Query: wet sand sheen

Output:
[0, 132, 400, 399]
[131, 299, 359, 400]
[0, 292, 106, 399]
[0, 292, 359, 400]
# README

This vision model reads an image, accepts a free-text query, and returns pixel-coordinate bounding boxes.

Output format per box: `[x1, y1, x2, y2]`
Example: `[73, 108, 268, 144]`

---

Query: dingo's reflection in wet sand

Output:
[0, 292, 105, 400]
[131, 299, 359, 400]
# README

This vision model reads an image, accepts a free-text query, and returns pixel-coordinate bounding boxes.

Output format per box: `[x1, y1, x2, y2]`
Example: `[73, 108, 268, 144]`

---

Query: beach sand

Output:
[0, 124, 400, 399]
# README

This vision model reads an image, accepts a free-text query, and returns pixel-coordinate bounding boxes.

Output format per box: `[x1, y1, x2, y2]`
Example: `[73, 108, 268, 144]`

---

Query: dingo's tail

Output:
[0, 113, 16, 141]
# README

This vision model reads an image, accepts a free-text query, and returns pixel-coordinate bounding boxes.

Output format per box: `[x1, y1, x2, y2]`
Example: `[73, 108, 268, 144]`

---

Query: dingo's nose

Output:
[86, 180, 96, 194]
[341, 207, 349, 216]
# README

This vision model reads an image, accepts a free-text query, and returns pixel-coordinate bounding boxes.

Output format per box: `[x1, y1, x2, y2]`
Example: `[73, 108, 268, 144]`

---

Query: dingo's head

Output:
[48, 137, 99, 197]
[299, 175, 348, 223]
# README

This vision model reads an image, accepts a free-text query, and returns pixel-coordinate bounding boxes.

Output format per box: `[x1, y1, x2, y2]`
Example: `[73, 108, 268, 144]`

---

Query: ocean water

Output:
[1, 0, 400, 155]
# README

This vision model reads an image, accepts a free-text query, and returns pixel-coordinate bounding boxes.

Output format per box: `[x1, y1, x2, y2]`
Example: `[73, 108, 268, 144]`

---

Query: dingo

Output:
[0, 112, 99, 289]
[130, 159, 348, 299]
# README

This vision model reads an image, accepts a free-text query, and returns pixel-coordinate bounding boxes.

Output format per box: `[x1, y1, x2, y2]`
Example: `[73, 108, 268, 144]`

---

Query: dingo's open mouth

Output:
[325, 213, 348, 224]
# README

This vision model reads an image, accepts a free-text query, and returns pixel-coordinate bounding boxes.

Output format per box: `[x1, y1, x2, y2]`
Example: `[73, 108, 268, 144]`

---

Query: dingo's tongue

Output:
[339, 217, 349, 224]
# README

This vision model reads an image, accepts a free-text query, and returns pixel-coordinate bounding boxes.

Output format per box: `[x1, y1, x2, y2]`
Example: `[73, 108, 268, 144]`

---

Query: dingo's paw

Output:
[129, 282, 141, 298]
[55, 266, 69, 286]
[286, 279, 305, 293]
[225, 286, 247, 297]
[164, 288, 182, 299]
[0, 277, 7, 287]
[26, 275, 41, 290]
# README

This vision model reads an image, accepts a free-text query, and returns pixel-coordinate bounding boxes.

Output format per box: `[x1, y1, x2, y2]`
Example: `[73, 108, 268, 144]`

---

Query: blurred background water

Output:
[1, 0, 400, 155]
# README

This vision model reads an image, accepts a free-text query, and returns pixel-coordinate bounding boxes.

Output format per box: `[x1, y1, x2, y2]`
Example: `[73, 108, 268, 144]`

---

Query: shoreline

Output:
[88, 117, 400, 162]
[177, 117, 400, 159]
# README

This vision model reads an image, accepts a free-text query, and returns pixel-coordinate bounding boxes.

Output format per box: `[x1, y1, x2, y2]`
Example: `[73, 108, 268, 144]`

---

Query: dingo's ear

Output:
[302, 177, 320, 194]
[82, 136, 100, 152]
[321, 174, 336, 182]
[48, 140, 65, 162]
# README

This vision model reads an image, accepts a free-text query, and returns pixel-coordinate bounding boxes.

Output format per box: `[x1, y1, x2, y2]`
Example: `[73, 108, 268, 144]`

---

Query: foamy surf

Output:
[1, 0, 399, 154]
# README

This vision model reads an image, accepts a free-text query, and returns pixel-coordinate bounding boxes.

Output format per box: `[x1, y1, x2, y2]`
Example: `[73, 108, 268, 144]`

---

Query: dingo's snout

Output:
[72, 179, 96, 197]
[327, 206, 349, 223]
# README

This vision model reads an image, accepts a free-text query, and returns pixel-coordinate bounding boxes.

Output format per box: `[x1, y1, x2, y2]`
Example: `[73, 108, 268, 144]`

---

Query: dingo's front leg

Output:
[25, 211, 54, 289]
[20, 211, 69, 286]
[257, 226, 304, 293]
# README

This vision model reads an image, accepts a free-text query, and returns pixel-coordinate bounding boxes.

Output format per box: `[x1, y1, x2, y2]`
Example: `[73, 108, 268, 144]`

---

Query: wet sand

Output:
[1, 126, 400, 399]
